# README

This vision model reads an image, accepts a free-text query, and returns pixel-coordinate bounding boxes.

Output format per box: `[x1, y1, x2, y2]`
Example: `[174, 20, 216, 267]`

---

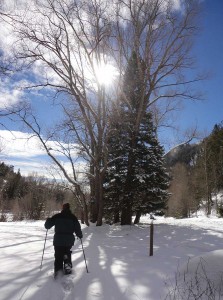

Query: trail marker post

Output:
[149, 221, 154, 256]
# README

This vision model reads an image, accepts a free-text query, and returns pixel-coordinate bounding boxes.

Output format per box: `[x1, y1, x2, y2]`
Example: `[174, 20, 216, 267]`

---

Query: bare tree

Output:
[113, 0, 203, 124]
[0, 0, 202, 225]
[1, 0, 115, 225]
[167, 162, 199, 218]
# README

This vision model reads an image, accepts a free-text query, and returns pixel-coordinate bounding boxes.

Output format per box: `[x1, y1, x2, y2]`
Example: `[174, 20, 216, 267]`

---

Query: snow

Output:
[1, 216, 223, 299]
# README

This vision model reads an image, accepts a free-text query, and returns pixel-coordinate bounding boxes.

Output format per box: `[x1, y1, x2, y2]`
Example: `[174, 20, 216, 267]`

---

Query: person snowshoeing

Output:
[44, 203, 83, 278]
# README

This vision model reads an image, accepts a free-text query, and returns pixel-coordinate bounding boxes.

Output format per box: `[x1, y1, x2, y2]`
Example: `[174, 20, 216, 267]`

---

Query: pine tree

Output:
[131, 112, 169, 219]
[206, 123, 223, 191]
[104, 52, 169, 224]
[104, 115, 127, 223]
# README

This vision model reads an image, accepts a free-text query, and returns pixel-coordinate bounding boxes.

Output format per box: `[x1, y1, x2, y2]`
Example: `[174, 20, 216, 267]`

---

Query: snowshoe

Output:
[63, 254, 72, 275]
[64, 264, 72, 275]
[54, 270, 63, 279]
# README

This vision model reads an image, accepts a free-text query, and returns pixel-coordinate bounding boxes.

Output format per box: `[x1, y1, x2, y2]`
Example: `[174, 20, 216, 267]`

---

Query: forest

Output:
[166, 122, 223, 218]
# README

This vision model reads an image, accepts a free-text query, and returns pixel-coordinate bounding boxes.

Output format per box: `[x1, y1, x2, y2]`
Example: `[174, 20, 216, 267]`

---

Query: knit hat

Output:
[62, 203, 70, 210]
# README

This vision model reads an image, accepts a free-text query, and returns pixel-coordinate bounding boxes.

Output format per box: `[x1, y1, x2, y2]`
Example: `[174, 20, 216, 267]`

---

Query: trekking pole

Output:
[80, 238, 89, 273]
[40, 229, 48, 270]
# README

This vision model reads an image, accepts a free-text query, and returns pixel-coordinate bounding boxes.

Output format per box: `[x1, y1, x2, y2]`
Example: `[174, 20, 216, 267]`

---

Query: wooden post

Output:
[149, 221, 154, 256]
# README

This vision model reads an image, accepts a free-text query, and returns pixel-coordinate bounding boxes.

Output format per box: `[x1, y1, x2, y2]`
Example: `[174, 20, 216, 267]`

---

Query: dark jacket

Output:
[44, 208, 83, 247]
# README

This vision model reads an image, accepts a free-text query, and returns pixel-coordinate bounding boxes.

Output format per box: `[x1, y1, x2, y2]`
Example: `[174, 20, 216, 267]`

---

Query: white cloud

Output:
[0, 130, 45, 157]
[0, 129, 50, 176]
[0, 78, 25, 109]
[0, 130, 87, 180]
[171, 0, 181, 11]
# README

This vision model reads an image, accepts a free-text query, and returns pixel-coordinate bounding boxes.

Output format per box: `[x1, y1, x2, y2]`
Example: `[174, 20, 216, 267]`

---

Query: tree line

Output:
[166, 121, 223, 218]
[0, 163, 82, 221]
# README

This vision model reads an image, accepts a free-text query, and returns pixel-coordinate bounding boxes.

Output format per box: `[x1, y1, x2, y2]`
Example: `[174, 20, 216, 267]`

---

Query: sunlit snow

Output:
[1, 215, 223, 299]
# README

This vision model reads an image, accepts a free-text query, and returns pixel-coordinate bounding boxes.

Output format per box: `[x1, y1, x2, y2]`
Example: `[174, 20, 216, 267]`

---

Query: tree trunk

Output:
[80, 210, 85, 224]
[89, 162, 97, 223]
[121, 198, 132, 225]
[90, 202, 98, 223]
[113, 209, 120, 224]
[134, 211, 141, 224]
[82, 201, 89, 226]
[96, 172, 104, 226]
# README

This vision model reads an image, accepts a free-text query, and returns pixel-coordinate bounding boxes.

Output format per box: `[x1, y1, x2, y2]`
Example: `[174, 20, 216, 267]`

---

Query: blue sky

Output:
[175, 0, 223, 135]
[0, 0, 223, 176]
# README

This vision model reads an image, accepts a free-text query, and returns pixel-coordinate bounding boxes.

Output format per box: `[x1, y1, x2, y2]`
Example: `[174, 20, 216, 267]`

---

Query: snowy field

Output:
[1, 215, 223, 300]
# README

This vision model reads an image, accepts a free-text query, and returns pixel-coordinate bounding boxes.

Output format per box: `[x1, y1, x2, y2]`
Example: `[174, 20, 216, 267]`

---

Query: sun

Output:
[93, 61, 118, 86]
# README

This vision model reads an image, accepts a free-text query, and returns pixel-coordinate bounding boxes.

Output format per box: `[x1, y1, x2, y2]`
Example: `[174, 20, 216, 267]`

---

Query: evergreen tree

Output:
[206, 123, 223, 191]
[104, 116, 126, 223]
[191, 122, 223, 215]
[104, 52, 169, 224]
[131, 112, 169, 220]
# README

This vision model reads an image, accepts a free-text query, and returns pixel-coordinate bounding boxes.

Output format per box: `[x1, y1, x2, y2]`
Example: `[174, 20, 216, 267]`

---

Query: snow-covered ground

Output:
[1, 215, 223, 300]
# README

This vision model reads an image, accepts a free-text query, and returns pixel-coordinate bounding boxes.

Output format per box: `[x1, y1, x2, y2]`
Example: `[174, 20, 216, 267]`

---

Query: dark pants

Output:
[54, 246, 72, 274]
